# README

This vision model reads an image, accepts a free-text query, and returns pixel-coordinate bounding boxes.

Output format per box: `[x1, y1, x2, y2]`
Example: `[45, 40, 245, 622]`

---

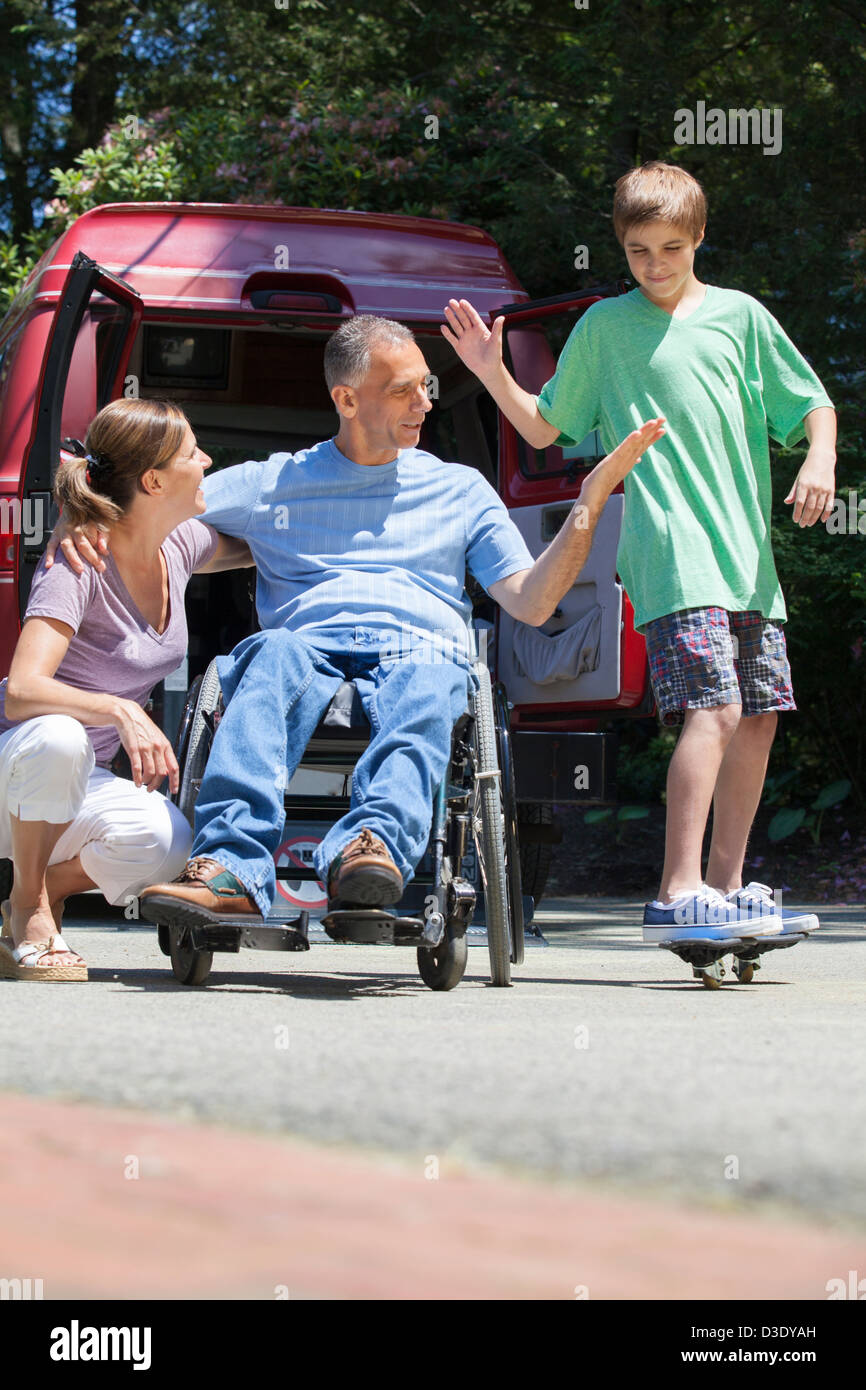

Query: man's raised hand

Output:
[441, 299, 504, 382]
[579, 418, 667, 512]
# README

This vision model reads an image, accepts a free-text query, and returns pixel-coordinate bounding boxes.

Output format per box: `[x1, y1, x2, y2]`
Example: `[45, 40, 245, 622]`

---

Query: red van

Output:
[0, 202, 651, 900]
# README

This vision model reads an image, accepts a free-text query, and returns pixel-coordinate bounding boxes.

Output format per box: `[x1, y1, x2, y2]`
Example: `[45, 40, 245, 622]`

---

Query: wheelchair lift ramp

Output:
[268, 898, 548, 948]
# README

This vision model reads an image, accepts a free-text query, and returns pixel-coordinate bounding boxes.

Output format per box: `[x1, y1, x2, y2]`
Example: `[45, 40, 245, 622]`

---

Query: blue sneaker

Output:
[725, 881, 819, 934]
[643, 884, 784, 942]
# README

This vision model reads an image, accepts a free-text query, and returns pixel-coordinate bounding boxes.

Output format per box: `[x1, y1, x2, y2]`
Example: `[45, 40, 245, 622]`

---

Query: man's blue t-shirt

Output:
[200, 437, 533, 668]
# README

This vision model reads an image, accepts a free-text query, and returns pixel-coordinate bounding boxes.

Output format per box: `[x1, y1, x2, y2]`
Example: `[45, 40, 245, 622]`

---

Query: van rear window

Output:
[131, 324, 496, 485]
[143, 327, 230, 388]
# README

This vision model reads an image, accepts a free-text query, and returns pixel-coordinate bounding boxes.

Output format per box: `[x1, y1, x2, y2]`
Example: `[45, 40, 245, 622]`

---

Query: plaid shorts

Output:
[643, 607, 796, 727]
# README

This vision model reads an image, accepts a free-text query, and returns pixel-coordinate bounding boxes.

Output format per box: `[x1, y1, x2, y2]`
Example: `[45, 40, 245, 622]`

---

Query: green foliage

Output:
[616, 727, 677, 804]
[767, 779, 851, 844]
[761, 768, 800, 806]
[44, 124, 184, 228]
[767, 807, 808, 842]
[0, 237, 39, 318]
[582, 803, 651, 843]
[770, 455, 866, 801]
[814, 779, 853, 812]
[144, 77, 547, 230]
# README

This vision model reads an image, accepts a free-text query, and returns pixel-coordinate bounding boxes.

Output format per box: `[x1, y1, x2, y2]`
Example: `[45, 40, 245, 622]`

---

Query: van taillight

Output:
[0, 527, 17, 570]
[0, 500, 18, 570]
[249, 290, 341, 312]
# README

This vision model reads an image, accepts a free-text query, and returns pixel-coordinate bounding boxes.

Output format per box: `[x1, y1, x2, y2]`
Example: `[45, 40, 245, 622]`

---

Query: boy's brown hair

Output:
[613, 162, 707, 245]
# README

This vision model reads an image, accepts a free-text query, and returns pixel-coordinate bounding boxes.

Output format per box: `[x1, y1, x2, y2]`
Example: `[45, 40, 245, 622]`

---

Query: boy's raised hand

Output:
[441, 299, 504, 381]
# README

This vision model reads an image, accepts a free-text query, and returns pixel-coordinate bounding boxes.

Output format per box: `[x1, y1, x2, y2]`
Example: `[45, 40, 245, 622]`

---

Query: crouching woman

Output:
[0, 398, 252, 980]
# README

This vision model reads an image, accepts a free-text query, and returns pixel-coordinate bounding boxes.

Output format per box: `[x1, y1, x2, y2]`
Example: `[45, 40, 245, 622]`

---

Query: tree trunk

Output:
[60, 0, 127, 167]
[0, 3, 37, 239]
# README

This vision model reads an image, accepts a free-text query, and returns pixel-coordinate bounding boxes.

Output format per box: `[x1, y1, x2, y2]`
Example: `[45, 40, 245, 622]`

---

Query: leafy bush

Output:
[770, 448, 866, 806]
[615, 725, 677, 804]
[46, 124, 183, 223]
[0, 122, 185, 315]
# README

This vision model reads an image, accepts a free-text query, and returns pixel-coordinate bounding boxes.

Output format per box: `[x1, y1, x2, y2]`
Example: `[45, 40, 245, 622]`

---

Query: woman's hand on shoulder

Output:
[111, 698, 179, 794]
[44, 517, 109, 574]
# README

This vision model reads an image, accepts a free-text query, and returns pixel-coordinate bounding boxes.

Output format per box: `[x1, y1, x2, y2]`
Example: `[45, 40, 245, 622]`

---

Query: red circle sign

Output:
[274, 836, 327, 910]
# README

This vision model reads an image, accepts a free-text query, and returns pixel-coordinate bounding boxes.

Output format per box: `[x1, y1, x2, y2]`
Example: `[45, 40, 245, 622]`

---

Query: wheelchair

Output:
[156, 645, 525, 991]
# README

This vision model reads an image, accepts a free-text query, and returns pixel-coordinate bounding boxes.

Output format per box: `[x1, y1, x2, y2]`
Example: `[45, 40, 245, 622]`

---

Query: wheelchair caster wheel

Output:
[169, 926, 213, 986]
[417, 929, 468, 991]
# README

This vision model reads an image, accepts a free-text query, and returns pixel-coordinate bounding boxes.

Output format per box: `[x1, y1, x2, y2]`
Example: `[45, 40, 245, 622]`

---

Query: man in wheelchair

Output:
[139, 316, 663, 927]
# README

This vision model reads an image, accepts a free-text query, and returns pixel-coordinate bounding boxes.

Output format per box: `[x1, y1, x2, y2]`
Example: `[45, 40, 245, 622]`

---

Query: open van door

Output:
[18, 251, 143, 616]
[486, 284, 652, 899]
[490, 283, 652, 730]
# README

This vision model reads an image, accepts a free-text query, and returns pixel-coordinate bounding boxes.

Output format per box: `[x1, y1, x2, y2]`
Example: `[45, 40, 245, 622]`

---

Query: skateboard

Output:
[658, 932, 808, 989]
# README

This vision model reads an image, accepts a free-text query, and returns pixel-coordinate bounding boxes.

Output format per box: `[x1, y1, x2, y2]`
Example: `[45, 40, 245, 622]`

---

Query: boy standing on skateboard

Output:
[442, 161, 836, 942]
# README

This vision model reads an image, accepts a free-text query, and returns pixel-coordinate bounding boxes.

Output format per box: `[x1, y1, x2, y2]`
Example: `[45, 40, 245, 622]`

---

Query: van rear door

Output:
[18, 251, 142, 616]
[490, 284, 651, 729]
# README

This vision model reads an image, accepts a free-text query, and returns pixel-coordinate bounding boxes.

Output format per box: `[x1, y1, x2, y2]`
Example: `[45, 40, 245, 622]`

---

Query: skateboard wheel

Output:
[694, 957, 726, 989]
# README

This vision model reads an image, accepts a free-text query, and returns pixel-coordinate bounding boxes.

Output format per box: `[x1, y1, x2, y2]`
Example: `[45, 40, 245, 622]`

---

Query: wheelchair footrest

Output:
[188, 924, 243, 953]
[189, 913, 310, 954]
[322, 909, 428, 946]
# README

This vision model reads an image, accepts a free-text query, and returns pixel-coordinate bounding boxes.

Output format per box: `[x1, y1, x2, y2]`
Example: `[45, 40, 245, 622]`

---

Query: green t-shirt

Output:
[535, 285, 833, 631]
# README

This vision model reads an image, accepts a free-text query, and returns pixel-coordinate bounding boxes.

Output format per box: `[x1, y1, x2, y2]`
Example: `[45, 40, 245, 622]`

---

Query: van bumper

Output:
[511, 730, 615, 805]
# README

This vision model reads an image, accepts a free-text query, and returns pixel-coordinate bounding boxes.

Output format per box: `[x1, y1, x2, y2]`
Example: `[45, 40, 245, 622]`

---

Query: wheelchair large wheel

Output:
[471, 661, 512, 986]
[417, 924, 468, 991]
[492, 682, 525, 967]
[177, 659, 222, 827]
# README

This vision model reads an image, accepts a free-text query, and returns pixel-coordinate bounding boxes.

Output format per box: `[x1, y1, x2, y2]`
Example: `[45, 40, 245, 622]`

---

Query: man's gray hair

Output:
[324, 315, 415, 391]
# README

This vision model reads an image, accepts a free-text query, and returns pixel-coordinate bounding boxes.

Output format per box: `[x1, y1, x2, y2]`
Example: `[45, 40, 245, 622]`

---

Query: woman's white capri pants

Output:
[0, 715, 192, 906]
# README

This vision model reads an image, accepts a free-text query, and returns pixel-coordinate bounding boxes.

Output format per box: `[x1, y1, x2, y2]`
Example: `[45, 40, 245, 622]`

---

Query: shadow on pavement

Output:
[91, 964, 454, 999]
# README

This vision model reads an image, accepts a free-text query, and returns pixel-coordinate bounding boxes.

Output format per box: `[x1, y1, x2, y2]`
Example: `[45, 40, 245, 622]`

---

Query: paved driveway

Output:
[2, 897, 863, 1229]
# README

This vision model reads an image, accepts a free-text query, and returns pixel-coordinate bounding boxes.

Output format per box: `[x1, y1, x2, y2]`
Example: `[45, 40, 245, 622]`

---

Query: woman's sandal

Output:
[0, 902, 87, 981]
[0, 935, 88, 981]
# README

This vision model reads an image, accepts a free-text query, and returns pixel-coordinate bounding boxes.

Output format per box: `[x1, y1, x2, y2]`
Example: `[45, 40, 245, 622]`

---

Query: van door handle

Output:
[22, 492, 56, 558]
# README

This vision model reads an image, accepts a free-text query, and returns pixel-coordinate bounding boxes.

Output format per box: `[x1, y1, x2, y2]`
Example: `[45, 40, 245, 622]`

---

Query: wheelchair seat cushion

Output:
[318, 680, 370, 732]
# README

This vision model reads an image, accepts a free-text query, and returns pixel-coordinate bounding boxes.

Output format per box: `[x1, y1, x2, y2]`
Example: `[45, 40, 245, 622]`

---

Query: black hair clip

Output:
[61, 438, 88, 458]
[60, 438, 114, 488]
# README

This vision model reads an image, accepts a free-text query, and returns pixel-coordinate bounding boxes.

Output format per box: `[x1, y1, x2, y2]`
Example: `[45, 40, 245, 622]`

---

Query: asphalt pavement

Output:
[2, 896, 864, 1231]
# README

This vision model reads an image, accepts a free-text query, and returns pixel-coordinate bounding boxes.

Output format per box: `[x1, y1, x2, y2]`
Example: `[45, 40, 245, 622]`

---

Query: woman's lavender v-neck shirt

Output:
[0, 519, 217, 766]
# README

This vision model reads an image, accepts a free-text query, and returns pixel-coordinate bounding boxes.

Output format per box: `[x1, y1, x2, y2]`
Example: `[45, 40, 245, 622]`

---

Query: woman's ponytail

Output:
[55, 443, 124, 529]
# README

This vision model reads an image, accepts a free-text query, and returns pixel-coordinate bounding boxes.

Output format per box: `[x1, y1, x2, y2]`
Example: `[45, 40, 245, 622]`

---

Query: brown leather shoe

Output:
[139, 857, 262, 927]
[327, 829, 403, 906]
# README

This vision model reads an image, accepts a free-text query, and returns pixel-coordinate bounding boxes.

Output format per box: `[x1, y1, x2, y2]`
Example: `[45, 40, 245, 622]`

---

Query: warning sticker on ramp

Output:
[274, 836, 327, 910]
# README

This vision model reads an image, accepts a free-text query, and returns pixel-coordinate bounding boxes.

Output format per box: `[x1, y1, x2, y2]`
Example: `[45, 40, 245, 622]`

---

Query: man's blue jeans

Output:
[191, 628, 472, 916]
